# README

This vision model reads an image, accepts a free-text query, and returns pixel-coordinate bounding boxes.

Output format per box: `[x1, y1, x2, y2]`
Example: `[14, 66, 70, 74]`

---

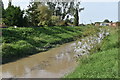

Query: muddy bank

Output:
[1, 28, 110, 78]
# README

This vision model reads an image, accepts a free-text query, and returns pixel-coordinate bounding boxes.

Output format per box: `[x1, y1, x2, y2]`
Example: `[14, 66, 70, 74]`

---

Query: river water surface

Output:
[1, 28, 109, 78]
[1, 41, 78, 78]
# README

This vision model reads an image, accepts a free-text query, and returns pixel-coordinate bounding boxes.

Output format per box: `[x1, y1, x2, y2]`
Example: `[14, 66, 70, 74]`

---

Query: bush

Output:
[51, 16, 60, 26]
[82, 26, 100, 37]
[56, 21, 66, 26]
[2, 40, 38, 63]
[14, 40, 37, 56]
[2, 43, 16, 58]
[2, 26, 102, 64]
[2, 26, 84, 63]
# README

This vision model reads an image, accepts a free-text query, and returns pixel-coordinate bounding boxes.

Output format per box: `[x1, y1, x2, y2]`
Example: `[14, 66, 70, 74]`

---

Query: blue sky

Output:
[80, 2, 118, 24]
[3, 0, 119, 24]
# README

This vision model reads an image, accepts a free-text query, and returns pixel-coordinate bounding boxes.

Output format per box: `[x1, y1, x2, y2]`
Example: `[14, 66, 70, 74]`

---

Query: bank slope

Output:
[64, 27, 119, 78]
[2, 26, 84, 64]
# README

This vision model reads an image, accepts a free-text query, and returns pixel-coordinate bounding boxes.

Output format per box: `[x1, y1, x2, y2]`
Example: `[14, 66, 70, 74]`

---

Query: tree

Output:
[0, 0, 4, 24]
[103, 19, 110, 23]
[37, 4, 52, 26]
[47, 2, 56, 15]
[26, 1, 40, 26]
[48, 2, 84, 26]
[3, 5, 24, 27]
[22, 15, 29, 27]
[47, 2, 74, 20]
[73, 2, 84, 26]
[26, 1, 84, 26]
[8, 0, 12, 7]
[51, 16, 60, 26]
[74, 8, 79, 26]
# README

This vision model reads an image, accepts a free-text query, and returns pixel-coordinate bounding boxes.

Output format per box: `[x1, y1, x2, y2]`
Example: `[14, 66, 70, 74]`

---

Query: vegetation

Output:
[1, 1, 118, 78]
[64, 27, 119, 78]
[2, 26, 83, 64]
[3, 5, 24, 27]
[74, 8, 79, 26]
[103, 19, 110, 23]
[1, 1, 84, 27]
[2, 25, 102, 64]
[26, 2, 40, 26]
[37, 5, 52, 26]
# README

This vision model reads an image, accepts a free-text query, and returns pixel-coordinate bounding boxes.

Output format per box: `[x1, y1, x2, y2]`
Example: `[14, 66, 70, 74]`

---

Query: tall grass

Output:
[64, 27, 119, 78]
[2, 26, 84, 64]
[1, 26, 103, 64]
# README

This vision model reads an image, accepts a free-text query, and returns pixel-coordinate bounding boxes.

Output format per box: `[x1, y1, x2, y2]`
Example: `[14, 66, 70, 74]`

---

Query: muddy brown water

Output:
[1, 29, 108, 78]
[1, 41, 78, 78]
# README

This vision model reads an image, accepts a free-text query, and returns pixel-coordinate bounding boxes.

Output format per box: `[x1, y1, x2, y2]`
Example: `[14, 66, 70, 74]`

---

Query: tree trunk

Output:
[74, 8, 79, 26]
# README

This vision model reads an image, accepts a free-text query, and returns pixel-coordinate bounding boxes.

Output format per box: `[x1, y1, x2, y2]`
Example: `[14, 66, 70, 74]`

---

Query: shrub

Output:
[14, 40, 37, 56]
[2, 43, 17, 58]
[56, 21, 66, 26]
[1, 26, 86, 63]
[2, 40, 37, 59]
[51, 16, 60, 26]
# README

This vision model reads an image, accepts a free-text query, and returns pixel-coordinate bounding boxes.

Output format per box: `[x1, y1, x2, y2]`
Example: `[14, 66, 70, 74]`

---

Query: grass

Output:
[64, 27, 119, 78]
[1, 25, 100, 64]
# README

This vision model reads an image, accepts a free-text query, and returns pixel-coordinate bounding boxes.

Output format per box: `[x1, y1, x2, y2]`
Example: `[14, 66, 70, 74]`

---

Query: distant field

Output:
[64, 27, 119, 78]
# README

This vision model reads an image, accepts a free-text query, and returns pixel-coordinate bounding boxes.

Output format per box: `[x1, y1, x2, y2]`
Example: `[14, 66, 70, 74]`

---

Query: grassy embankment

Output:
[1, 26, 99, 64]
[64, 27, 119, 78]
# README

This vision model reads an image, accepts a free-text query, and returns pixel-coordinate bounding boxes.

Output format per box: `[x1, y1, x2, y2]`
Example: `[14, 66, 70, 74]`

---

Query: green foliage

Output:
[51, 16, 60, 26]
[65, 27, 118, 78]
[47, 2, 56, 15]
[3, 5, 24, 27]
[2, 40, 37, 63]
[37, 5, 52, 26]
[14, 40, 37, 55]
[103, 19, 110, 23]
[0, 0, 4, 18]
[2, 43, 16, 58]
[2, 1, 84, 27]
[8, 0, 12, 7]
[74, 8, 79, 26]
[57, 21, 66, 26]
[82, 25, 100, 37]
[101, 29, 118, 51]
[26, 2, 40, 26]
[2, 26, 83, 63]
[65, 48, 118, 78]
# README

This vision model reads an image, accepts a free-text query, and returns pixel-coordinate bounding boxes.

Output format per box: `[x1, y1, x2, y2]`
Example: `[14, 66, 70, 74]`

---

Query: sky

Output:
[80, 2, 118, 24]
[2, 0, 119, 24]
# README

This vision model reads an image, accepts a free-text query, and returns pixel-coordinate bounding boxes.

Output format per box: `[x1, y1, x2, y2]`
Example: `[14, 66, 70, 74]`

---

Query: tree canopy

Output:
[3, 5, 24, 27]
[103, 19, 110, 23]
[2, 1, 84, 27]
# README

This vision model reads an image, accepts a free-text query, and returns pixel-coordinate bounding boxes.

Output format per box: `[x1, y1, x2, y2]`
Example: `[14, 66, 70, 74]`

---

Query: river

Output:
[1, 28, 109, 78]
[1, 41, 78, 78]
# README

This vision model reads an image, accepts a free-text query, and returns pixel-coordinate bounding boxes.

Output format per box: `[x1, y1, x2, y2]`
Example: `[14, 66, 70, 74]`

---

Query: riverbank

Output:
[64, 27, 119, 78]
[1, 26, 99, 64]
[1, 26, 110, 78]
